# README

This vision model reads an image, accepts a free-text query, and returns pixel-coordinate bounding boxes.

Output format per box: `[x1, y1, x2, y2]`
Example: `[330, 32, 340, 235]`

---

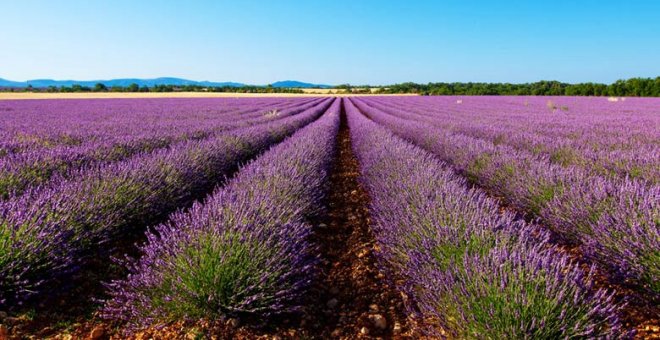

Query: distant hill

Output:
[0, 77, 246, 88]
[270, 80, 331, 88]
[0, 78, 26, 87]
[0, 77, 331, 89]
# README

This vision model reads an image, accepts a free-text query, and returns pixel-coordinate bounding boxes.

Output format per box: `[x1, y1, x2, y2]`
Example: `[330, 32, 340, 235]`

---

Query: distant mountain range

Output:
[0, 77, 332, 89]
[270, 80, 331, 88]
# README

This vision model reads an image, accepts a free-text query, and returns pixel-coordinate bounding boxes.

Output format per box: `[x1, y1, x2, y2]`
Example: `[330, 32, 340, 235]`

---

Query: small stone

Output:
[369, 304, 379, 312]
[89, 325, 105, 339]
[0, 325, 8, 340]
[326, 298, 339, 309]
[351, 190, 358, 195]
[227, 318, 240, 328]
[369, 314, 387, 330]
[4, 317, 19, 325]
[360, 327, 369, 335]
[272, 336, 282, 340]
[0, 311, 6, 320]
[393, 322, 402, 334]
[331, 329, 342, 337]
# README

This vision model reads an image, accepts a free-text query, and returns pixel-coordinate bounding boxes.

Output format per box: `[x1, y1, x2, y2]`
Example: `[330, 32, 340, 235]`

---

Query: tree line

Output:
[375, 77, 660, 96]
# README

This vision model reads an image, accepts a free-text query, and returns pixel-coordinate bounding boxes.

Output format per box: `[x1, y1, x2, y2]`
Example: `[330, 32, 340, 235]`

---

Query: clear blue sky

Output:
[2, 0, 659, 85]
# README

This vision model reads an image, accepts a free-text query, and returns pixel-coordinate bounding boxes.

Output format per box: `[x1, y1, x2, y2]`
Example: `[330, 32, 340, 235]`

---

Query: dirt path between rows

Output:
[295, 99, 417, 338]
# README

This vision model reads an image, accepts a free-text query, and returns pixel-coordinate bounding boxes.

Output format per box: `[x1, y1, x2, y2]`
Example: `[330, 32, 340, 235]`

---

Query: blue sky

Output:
[1, 0, 659, 85]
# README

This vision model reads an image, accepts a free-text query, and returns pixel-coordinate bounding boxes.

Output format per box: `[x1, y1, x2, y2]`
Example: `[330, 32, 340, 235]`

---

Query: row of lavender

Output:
[352, 97, 659, 294]
[102, 99, 341, 328]
[360, 96, 659, 184]
[0, 97, 325, 198]
[345, 98, 623, 338]
[0, 97, 315, 156]
[0, 97, 331, 308]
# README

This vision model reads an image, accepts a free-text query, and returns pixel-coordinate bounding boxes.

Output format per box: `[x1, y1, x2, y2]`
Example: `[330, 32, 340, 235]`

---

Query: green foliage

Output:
[94, 83, 108, 92]
[528, 183, 562, 216]
[447, 256, 598, 339]
[466, 153, 493, 183]
[431, 234, 491, 272]
[127, 83, 139, 92]
[549, 147, 580, 167]
[378, 77, 660, 97]
[148, 230, 280, 319]
[641, 250, 660, 293]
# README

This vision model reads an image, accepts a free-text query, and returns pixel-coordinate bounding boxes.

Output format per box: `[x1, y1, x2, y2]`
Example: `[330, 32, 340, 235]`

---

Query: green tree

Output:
[94, 83, 108, 92]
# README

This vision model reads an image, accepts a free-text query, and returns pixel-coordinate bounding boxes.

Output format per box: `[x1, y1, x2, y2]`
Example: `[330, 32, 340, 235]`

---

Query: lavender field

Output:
[0, 96, 657, 339]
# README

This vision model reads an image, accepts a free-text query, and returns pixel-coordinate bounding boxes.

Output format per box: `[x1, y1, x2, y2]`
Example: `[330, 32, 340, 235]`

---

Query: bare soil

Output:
[292, 101, 420, 338]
